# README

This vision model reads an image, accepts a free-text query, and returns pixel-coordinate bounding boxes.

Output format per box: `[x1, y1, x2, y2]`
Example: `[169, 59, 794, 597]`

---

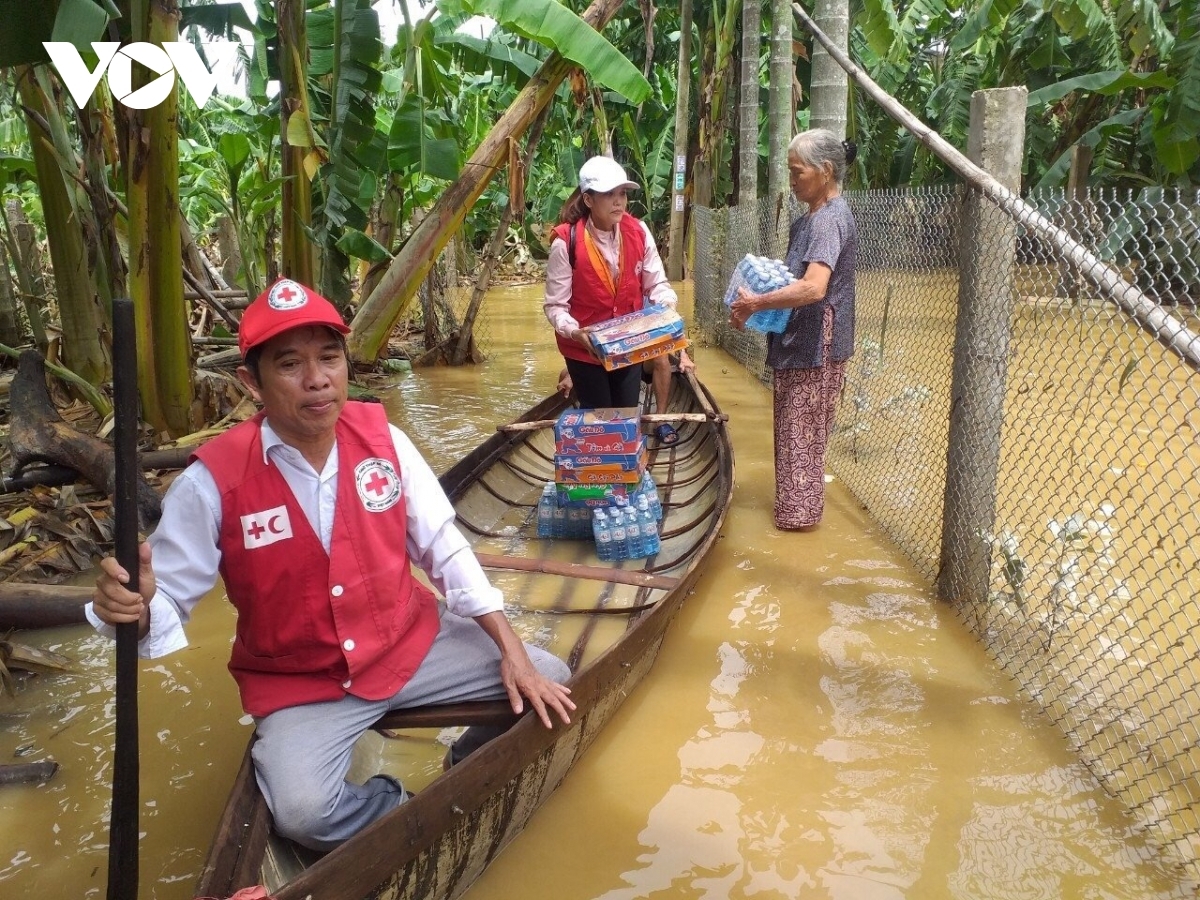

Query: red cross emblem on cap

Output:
[267, 279, 308, 310]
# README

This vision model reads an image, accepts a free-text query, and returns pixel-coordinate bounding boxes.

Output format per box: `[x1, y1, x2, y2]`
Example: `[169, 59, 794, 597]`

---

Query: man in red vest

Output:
[90, 278, 574, 851]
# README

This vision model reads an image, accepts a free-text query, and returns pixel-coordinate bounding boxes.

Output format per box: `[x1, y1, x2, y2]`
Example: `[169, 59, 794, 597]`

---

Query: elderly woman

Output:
[730, 130, 858, 530]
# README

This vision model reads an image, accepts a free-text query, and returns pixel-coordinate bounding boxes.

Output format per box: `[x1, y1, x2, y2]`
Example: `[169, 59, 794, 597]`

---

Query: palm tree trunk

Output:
[738, 0, 761, 204]
[349, 0, 629, 365]
[766, 0, 793, 206]
[809, 0, 849, 138]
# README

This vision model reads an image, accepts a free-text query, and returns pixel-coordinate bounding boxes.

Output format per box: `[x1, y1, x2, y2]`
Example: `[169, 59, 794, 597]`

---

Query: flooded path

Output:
[0, 284, 1191, 899]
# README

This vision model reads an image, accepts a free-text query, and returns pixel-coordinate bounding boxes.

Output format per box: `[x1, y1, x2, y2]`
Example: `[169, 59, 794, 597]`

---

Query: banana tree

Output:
[120, 0, 192, 435]
[348, 0, 651, 364]
[13, 65, 112, 388]
[276, 0, 315, 285]
[850, 0, 1198, 188]
[692, 0, 741, 208]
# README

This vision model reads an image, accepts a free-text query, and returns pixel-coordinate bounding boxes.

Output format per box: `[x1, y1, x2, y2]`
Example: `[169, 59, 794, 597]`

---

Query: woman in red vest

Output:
[544, 156, 692, 442]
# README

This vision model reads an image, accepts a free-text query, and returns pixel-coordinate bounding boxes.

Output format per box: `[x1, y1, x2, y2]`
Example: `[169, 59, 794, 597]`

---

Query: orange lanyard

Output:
[582, 225, 623, 298]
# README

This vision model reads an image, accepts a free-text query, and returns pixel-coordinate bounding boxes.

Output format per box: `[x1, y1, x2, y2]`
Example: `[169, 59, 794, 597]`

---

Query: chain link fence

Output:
[693, 186, 1200, 882]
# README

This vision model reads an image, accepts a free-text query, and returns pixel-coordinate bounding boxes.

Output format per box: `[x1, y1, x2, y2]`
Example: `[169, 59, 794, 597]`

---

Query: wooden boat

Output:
[194, 371, 734, 900]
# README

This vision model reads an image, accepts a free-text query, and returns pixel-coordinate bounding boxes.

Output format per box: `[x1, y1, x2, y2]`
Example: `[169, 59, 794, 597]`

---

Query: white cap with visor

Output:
[578, 156, 640, 194]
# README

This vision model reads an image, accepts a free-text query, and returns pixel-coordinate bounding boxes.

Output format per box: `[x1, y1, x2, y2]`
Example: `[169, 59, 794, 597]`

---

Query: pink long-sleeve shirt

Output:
[543, 217, 678, 338]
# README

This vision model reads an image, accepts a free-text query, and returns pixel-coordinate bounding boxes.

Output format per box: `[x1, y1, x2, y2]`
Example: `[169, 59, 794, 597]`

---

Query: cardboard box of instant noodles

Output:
[584, 304, 688, 371]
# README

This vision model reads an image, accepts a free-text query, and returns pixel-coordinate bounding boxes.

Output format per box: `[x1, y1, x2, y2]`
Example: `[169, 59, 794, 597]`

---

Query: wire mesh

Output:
[693, 186, 1200, 883]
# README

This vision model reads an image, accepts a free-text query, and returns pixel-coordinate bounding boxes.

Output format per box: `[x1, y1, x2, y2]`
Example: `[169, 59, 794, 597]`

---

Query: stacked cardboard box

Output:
[554, 408, 646, 507]
[583, 304, 689, 372]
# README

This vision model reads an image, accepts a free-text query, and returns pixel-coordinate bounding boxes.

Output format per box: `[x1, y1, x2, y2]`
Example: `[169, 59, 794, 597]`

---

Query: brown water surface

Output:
[0, 284, 1191, 899]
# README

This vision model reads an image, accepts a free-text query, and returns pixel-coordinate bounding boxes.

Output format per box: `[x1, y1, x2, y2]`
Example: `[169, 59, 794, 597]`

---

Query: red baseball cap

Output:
[238, 278, 351, 356]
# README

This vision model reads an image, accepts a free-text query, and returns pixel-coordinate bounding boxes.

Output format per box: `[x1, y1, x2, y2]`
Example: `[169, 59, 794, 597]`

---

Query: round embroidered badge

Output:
[354, 458, 401, 512]
[267, 279, 308, 310]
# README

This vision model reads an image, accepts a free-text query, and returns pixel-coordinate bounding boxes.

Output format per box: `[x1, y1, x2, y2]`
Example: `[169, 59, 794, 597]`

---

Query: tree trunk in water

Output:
[809, 0, 849, 139]
[4, 200, 49, 353]
[738, 0, 761, 204]
[125, 0, 193, 437]
[15, 66, 110, 385]
[666, 0, 694, 280]
[451, 105, 552, 365]
[349, 0, 630, 365]
[278, 0, 314, 286]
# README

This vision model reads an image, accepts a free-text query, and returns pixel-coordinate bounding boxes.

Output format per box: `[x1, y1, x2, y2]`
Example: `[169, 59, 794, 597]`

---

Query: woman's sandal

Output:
[655, 423, 679, 446]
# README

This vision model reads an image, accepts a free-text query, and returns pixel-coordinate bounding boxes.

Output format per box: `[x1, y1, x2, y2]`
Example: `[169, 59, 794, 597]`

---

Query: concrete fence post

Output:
[937, 87, 1027, 605]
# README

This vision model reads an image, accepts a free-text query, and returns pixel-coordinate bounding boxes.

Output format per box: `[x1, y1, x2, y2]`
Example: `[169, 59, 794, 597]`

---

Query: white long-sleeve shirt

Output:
[85, 417, 504, 659]
[543, 217, 678, 339]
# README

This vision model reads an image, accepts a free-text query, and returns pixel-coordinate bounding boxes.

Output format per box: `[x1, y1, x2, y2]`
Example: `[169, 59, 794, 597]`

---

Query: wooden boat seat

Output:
[372, 700, 521, 733]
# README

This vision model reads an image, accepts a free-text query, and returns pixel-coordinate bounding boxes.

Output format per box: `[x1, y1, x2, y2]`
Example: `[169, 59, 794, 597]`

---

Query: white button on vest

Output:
[343, 638, 355, 652]
[342, 679, 352, 689]
[331, 585, 344, 597]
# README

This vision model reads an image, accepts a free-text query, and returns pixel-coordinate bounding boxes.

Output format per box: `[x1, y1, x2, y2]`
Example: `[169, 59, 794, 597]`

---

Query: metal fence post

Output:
[936, 87, 1027, 605]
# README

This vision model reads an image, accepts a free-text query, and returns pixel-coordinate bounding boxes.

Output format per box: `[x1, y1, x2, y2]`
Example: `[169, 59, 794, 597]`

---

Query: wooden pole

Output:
[936, 88, 1026, 607]
[107, 297, 139, 900]
[790, 1, 1200, 371]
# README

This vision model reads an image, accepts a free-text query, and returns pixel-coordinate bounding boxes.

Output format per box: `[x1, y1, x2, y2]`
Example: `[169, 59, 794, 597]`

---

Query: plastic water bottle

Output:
[609, 508, 628, 561]
[641, 471, 662, 521]
[637, 495, 660, 556]
[592, 509, 613, 561]
[551, 497, 567, 538]
[537, 483, 555, 538]
[625, 502, 645, 559]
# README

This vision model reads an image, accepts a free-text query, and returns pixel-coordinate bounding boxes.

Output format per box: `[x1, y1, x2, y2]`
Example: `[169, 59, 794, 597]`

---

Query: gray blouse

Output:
[766, 195, 858, 370]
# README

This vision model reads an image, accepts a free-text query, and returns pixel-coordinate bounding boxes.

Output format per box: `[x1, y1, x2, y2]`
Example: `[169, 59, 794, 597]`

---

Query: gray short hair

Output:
[788, 129, 857, 185]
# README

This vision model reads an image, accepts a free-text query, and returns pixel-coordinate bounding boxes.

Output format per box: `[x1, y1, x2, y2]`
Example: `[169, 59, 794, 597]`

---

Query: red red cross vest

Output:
[552, 213, 647, 363]
[192, 401, 440, 717]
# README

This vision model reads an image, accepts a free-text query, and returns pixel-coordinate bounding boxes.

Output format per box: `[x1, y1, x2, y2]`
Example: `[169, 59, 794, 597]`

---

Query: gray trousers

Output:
[251, 606, 570, 850]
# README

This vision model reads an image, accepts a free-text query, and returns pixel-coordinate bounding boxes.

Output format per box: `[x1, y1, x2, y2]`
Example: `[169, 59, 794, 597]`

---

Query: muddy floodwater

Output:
[0, 284, 1193, 899]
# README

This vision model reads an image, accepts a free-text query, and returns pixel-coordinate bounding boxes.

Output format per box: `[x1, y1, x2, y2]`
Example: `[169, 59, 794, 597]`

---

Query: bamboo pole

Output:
[498, 411, 726, 433]
[791, 2, 1200, 370]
